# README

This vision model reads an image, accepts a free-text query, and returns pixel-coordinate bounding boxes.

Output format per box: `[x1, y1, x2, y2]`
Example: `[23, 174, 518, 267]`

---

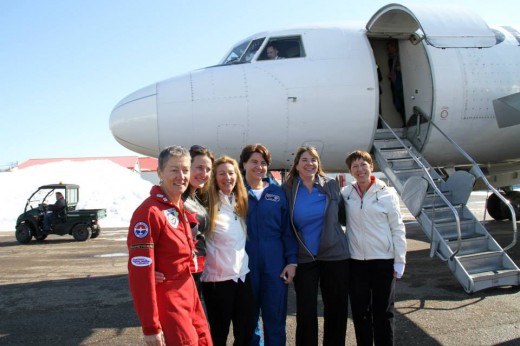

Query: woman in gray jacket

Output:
[283, 146, 350, 346]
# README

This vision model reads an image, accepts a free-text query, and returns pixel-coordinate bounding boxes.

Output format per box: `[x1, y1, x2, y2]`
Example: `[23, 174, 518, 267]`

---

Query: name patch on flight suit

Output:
[265, 193, 280, 202]
[164, 208, 179, 228]
[133, 222, 149, 238]
[130, 256, 152, 266]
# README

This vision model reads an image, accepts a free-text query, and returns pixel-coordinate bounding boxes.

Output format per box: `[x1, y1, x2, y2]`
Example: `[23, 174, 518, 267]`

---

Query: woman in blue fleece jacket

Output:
[282, 146, 350, 346]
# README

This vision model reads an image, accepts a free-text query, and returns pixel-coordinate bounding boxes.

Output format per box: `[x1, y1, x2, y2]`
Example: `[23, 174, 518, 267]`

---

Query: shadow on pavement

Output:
[0, 274, 140, 345]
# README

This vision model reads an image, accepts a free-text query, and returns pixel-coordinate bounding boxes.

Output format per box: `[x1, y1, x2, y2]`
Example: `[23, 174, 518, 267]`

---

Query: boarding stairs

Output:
[372, 110, 520, 293]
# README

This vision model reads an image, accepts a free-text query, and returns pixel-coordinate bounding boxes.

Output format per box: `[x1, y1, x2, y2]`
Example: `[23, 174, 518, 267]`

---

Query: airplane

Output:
[110, 3, 520, 220]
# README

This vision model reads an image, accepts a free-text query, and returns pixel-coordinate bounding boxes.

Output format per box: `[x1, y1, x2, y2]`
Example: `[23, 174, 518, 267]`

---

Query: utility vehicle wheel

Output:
[72, 224, 91, 241]
[486, 193, 506, 221]
[15, 224, 33, 244]
[90, 230, 100, 239]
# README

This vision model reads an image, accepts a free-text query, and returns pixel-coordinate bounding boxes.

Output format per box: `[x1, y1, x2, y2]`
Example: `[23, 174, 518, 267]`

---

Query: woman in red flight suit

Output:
[127, 145, 212, 346]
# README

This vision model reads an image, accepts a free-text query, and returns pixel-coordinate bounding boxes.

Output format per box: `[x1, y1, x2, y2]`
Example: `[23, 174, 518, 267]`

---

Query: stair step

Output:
[446, 236, 489, 255]
[457, 251, 509, 274]
[435, 219, 478, 240]
[422, 191, 452, 208]
[376, 148, 410, 160]
[470, 268, 520, 282]
[392, 168, 431, 184]
[374, 128, 405, 140]
[386, 157, 422, 170]
[373, 138, 407, 149]
[422, 204, 464, 220]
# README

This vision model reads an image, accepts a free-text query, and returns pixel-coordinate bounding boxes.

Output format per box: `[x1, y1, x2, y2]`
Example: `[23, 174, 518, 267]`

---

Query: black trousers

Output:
[293, 259, 349, 346]
[192, 271, 203, 299]
[201, 275, 256, 346]
[349, 259, 395, 346]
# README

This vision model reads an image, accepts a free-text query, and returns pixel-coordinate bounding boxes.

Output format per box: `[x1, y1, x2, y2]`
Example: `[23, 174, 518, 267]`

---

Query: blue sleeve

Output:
[281, 191, 298, 264]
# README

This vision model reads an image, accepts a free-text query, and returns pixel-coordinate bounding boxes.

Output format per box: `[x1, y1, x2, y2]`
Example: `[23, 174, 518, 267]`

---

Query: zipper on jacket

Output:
[290, 179, 316, 261]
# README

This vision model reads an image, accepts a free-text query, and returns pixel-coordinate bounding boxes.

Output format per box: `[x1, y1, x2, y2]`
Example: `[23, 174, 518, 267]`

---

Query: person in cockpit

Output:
[266, 44, 284, 60]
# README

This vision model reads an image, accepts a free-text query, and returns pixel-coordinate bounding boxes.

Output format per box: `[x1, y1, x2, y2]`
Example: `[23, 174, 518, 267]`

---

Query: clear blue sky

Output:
[1, 0, 517, 167]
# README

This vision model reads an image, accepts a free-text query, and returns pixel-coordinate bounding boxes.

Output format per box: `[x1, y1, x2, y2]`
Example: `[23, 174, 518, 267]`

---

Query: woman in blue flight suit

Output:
[239, 144, 298, 346]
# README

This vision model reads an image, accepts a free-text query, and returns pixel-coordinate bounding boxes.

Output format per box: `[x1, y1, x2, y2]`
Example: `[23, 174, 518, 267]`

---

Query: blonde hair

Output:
[285, 146, 326, 187]
[207, 156, 248, 238]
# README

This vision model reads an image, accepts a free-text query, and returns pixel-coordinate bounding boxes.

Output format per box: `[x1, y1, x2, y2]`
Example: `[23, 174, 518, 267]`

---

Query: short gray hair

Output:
[158, 145, 190, 171]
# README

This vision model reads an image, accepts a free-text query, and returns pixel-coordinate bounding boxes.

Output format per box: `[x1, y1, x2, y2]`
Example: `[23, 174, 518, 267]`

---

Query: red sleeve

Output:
[127, 201, 163, 336]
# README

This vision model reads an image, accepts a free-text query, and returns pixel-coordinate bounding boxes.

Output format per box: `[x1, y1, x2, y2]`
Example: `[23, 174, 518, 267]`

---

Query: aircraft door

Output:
[399, 39, 433, 151]
[367, 3, 496, 153]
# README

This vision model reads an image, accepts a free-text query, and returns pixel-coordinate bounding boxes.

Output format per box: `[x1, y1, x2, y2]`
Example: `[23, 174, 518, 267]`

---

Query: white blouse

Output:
[201, 191, 249, 282]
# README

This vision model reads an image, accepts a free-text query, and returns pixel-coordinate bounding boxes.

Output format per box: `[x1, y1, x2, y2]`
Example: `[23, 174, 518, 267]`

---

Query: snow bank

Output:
[0, 160, 153, 232]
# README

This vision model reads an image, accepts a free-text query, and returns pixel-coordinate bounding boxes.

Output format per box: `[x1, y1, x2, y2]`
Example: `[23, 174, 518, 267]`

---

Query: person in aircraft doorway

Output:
[387, 40, 406, 127]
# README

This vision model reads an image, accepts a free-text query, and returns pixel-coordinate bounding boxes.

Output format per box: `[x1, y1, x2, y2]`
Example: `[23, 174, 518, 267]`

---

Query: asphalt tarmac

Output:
[1, 192, 519, 345]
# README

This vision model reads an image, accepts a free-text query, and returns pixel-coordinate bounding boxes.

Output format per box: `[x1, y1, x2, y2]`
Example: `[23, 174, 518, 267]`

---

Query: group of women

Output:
[126, 144, 406, 346]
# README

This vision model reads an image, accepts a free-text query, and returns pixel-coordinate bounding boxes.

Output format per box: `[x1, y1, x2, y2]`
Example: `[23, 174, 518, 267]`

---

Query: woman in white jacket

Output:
[341, 150, 406, 346]
[201, 155, 256, 346]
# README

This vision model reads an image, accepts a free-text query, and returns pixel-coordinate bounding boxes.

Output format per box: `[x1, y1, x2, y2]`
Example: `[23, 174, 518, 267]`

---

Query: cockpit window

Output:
[222, 41, 249, 64]
[222, 38, 266, 64]
[491, 28, 505, 45]
[258, 36, 305, 61]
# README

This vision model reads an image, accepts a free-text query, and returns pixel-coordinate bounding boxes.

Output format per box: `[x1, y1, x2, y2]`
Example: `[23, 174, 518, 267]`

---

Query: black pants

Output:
[192, 271, 203, 299]
[294, 259, 349, 346]
[349, 259, 395, 346]
[201, 275, 256, 346]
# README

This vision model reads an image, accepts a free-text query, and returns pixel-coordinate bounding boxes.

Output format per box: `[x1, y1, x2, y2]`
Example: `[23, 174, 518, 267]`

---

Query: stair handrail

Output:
[379, 116, 463, 259]
[412, 106, 517, 251]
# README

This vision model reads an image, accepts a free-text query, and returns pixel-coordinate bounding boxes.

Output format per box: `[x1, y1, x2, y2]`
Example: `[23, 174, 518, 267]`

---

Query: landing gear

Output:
[486, 190, 520, 221]
[507, 191, 520, 221]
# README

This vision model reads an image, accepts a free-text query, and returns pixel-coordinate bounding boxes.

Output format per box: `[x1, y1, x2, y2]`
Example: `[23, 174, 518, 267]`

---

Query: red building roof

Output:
[137, 157, 158, 172]
[17, 156, 157, 172]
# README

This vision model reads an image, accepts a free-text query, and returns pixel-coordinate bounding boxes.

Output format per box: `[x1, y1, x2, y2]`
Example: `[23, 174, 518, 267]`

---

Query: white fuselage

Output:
[110, 4, 520, 173]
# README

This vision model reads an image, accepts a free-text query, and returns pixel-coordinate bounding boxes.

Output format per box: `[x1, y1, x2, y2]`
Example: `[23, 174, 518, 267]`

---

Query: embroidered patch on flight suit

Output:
[265, 193, 280, 202]
[131, 243, 154, 249]
[164, 208, 179, 228]
[133, 222, 149, 238]
[130, 256, 152, 266]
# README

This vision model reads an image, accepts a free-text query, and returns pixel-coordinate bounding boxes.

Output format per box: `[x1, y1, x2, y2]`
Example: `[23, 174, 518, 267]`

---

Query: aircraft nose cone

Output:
[109, 84, 160, 157]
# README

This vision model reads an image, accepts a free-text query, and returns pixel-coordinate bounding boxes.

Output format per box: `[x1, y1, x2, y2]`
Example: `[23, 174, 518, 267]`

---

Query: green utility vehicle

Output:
[15, 183, 107, 244]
